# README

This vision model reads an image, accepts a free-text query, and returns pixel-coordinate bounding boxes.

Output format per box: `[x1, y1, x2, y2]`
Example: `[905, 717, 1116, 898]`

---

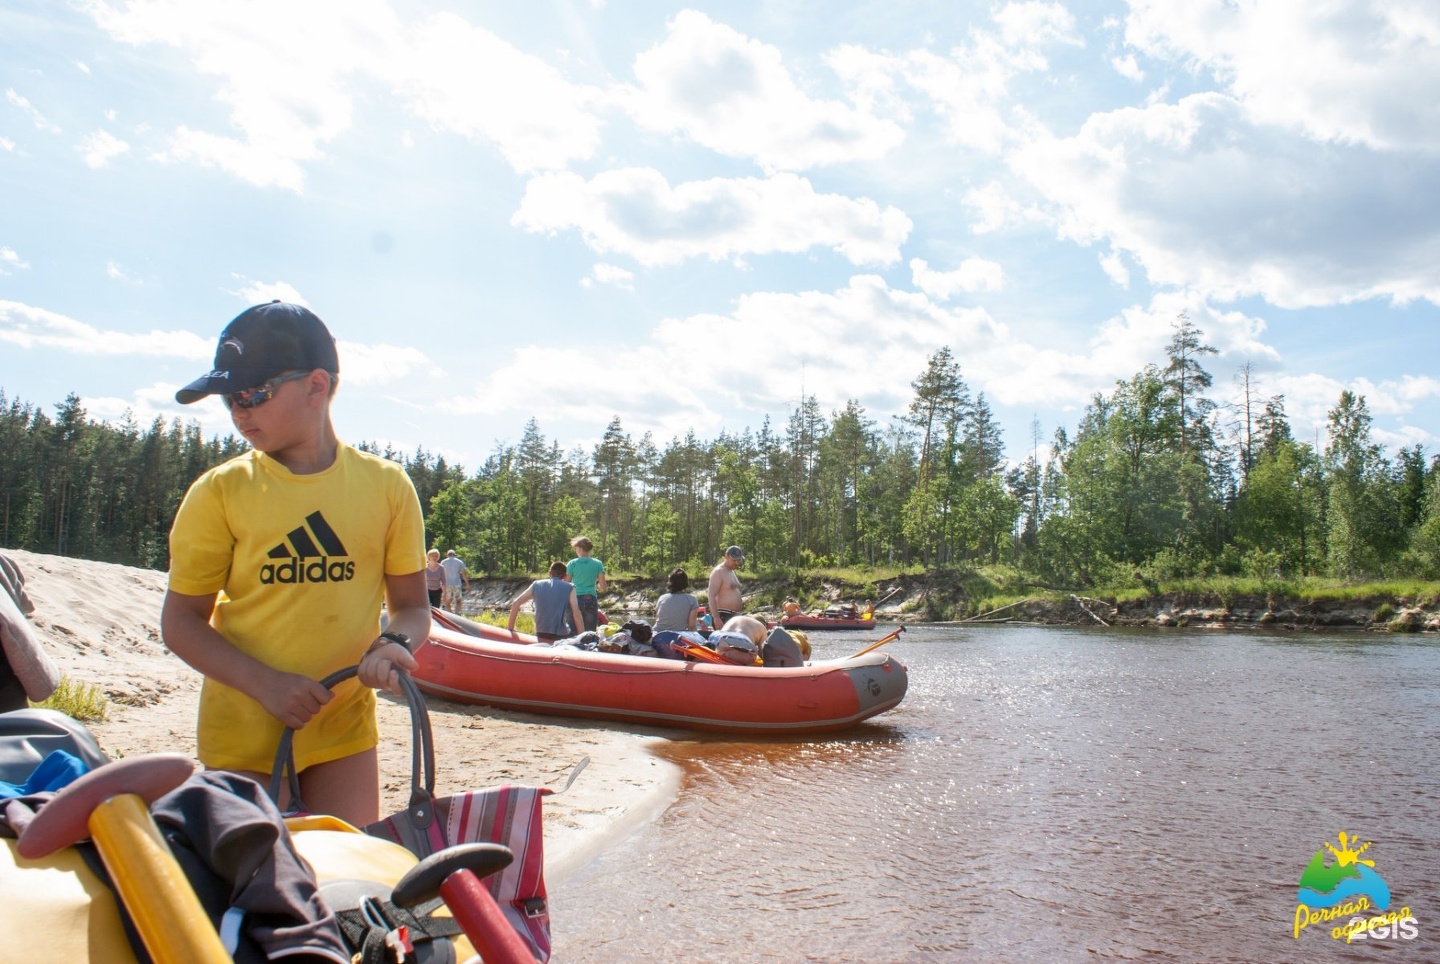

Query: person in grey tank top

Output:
[507, 561, 585, 642]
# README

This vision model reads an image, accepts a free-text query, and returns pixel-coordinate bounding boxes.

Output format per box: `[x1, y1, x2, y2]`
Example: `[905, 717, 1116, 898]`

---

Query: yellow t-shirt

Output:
[168, 443, 426, 773]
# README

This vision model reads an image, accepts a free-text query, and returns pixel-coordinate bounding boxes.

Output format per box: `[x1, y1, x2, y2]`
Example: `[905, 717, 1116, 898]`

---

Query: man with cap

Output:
[439, 549, 470, 612]
[160, 300, 430, 830]
[707, 545, 747, 626]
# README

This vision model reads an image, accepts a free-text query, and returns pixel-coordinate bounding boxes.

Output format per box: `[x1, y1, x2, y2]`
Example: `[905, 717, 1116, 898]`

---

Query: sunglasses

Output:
[222, 370, 312, 410]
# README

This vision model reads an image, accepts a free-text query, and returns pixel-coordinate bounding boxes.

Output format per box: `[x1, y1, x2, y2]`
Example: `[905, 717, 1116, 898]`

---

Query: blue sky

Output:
[3, 0, 1439, 473]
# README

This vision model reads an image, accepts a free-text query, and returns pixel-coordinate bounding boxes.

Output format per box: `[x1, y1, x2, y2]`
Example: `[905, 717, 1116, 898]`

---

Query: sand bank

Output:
[5, 548, 679, 883]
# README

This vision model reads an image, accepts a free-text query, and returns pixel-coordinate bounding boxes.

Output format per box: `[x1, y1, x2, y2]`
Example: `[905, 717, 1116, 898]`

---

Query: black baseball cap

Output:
[176, 301, 339, 404]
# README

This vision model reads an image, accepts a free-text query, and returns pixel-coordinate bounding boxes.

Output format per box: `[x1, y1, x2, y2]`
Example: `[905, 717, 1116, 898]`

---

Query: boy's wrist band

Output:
[370, 631, 411, 653]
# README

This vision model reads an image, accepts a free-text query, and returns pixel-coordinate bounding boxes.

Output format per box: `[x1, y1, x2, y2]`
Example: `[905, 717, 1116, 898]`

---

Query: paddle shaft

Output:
[847, 625, 905, 659]
[439, 869, 536, 964]
[91, 793, 232, 964]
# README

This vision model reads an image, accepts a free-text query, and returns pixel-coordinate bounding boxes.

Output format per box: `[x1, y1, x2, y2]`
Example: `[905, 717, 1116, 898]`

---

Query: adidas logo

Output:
[259, 511, 356, 585]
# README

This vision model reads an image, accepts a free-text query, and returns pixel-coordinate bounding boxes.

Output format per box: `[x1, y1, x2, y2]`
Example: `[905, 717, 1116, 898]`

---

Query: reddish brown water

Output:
[551, 626, 1440, 962]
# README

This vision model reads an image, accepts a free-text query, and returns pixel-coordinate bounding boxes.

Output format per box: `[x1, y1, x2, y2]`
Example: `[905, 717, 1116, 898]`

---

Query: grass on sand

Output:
[32, 675, 109, 722]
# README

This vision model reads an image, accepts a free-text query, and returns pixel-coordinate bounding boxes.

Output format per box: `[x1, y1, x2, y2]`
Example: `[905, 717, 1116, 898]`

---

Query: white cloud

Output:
[910, 257, 1004, 300]
[0, 136, 13, 152]
[445, 342, 712, 435]
[582, 263, 635, 290]
[437, 285, 1303, 454]
[1251, 371, 1440, 450]
[0, 299, 441, 438]
[337, 341, 444, 387]
[963, 180, 1048, 234]
[6, 88, 61, 133]
[1348, 374, 1440, 418]
[229, 278, 309, 307]
[828, 2, 1082, 155]
[87, 0, 405, 191]
[621, 10, 904, 171]
[980, 295, 1282, 414]
[0, 248, 29, 273]
[513, 168, 911, 267]
[85, 2, 601, 188]
[157, 127, 314, 191]
[447, 274, 1007, 439]
[1098, 249, 1129, 287]
[1124, 0, 1440, 153]
[1009, 93, 1440, 307]
[78, 384, 237, 444]
[0, 300, 212, 357]
[1112, 53, 1143, 82]
[105, 261, 141, 284]
[391, 12, 604, 173]
[80, 129, 130, 168]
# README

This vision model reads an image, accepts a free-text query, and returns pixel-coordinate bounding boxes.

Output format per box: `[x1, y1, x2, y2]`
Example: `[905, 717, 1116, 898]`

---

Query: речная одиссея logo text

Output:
[1293, 831, 1417, 943]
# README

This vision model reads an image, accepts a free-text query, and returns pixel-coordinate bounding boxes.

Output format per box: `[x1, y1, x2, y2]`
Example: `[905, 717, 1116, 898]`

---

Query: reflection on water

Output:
[552, 627, 1440, 962]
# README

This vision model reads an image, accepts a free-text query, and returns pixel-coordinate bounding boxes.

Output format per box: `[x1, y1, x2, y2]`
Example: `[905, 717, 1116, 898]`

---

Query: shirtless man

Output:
[707, 545, 746, 625]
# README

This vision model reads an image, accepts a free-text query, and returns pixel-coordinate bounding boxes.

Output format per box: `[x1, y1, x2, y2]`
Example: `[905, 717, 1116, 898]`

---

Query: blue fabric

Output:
[651, 630, 686, 659]
[0, 749, 90, 798]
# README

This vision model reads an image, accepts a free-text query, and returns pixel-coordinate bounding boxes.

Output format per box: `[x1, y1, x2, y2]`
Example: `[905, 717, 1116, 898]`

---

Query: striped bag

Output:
[366, 784, 555, 962]
[273, 670, 586, 963]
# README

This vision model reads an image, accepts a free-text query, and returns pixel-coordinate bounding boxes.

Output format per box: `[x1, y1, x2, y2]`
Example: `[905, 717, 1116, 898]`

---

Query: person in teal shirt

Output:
[566, 536, 606, 632]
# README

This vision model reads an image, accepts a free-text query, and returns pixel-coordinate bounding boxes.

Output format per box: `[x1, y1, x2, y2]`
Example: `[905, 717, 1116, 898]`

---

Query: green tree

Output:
[640, 497, 680, 572]
[1402, 471, 1440, 577]
[593, 416, 636, 566]
[817, 399, 879, 566]
[1323, 391, 1401, 577]
[905, 347, 968, 484]
[427, 480, 475, 558]
[1234, 434, 1325, 577]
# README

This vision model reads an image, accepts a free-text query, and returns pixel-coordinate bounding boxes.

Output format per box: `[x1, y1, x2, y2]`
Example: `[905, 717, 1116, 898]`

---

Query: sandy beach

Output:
[6, 548, 679, 883]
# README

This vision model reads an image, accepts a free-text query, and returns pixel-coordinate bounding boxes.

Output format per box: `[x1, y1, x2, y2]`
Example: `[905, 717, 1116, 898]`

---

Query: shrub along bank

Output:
[456, 568, 1440, 633]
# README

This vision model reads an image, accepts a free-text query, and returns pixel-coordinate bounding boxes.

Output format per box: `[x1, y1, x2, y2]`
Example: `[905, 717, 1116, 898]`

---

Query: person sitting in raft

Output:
[652, 567, 699, 659]
[508, 561, 585, 644]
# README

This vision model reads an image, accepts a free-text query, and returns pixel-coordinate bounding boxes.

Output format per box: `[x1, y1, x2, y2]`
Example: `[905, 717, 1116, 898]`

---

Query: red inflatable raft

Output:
[410, 614, 908, 734]
[778, 612, 877, 631]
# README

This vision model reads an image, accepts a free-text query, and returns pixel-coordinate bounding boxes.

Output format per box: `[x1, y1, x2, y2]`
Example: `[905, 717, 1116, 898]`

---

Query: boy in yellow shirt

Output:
[162, 301, 431, 828]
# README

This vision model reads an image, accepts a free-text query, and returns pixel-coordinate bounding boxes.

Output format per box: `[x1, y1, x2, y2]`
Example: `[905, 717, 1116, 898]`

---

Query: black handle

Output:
[267, 665, 435, 817]
[391, 842, 515, 908]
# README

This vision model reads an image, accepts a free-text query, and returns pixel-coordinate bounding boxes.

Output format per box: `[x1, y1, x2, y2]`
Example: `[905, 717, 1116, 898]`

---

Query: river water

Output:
[549, 625, 1439, 962]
